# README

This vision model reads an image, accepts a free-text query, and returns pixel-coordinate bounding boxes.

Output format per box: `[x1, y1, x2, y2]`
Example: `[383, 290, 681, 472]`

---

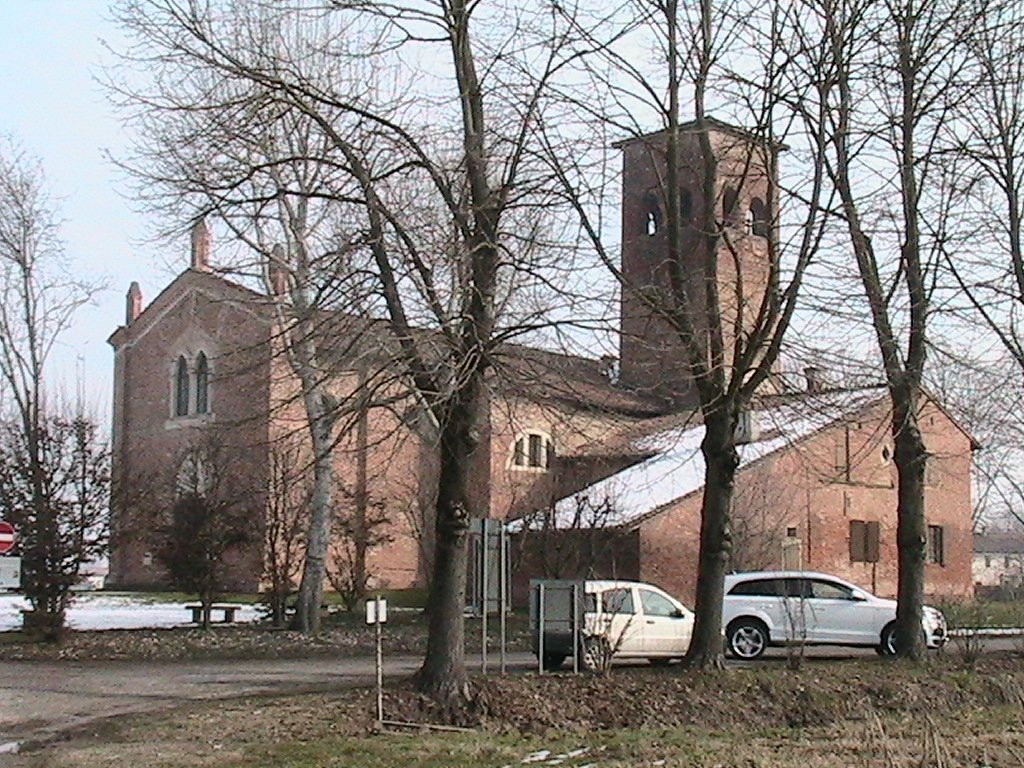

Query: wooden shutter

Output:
[850, 520, 867, 562]
[865, 521, 880, 563]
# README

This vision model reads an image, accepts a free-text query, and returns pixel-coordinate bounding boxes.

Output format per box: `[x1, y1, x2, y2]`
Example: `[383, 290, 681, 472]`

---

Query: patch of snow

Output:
[0, 592, 260, 632]
[546, 389, 883, 529]
[521, 750, 552, 763]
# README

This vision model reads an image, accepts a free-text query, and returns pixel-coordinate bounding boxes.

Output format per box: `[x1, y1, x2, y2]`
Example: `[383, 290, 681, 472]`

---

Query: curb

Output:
[947, 627, 1024, 637]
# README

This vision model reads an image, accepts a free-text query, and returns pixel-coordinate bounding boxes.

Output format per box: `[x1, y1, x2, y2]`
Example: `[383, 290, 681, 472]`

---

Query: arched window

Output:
[195, 352, 209, 414]
[174, 356, 190, 416]
[722, 186, 738, 222]
[643, 193, 660, 236]
[512, 431, 554, 470]
[750, 197, 768, 237]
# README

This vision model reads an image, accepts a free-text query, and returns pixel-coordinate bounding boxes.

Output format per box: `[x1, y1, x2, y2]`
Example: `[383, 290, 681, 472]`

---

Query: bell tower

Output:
[616, 119, 779, 404]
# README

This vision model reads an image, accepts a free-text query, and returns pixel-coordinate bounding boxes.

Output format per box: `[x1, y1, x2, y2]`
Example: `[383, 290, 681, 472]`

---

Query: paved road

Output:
[2, 638, 1018, 749]
[0, 653, 518, 747]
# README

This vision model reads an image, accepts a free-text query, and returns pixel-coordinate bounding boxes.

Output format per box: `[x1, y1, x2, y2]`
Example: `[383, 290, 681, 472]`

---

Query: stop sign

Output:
[0, 522, 15, 555]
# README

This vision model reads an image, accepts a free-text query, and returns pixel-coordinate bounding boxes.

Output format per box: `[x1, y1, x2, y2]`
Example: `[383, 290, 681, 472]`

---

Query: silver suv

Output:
[722, 571, 947, 659]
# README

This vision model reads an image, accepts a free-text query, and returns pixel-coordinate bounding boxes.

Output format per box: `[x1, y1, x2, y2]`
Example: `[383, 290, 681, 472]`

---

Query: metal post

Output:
[499, 524, 507, 675]
[375, 595, 383, 724]
[481, 524, 488, 675]
[537, 582, 545, 675]
[571, 582, 579, 674]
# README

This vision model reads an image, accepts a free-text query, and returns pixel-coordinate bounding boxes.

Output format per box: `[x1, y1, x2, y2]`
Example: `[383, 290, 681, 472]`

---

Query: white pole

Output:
[481, 524, 488, 675]
[571, 582, 579, 674]
[375, 595, 383, 724]
[537, 582, 545, 675]
[499, 524, 507, 675]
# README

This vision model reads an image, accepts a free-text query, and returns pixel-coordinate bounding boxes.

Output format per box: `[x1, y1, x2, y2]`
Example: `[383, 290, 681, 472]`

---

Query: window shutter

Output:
[528, 434, 543, 467]
[513, 438, 525, 466]
[849, 520, 866, 562]
[865, 521, 880, 563]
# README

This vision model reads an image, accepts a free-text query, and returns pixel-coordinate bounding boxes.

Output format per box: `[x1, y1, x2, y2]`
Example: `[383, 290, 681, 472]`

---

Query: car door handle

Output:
[646, 620, 655, 624]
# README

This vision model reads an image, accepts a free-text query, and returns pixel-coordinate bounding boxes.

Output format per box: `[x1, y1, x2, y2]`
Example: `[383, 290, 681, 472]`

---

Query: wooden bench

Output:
[185, 604, 241, 624]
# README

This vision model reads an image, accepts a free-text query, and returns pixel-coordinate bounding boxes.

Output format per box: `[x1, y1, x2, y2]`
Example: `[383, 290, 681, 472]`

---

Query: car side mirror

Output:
[850, 591, 868, 601]
[671, 608, 688, 619]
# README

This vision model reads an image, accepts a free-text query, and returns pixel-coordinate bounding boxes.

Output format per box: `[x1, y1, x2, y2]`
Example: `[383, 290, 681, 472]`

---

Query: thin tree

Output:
[0, 138, 105, 639]
[944, 2, 1024, 370]
[263, 437, 309, 627]
[155, 441, 255, 629]
[804, 0, 976, 658]
[0, 413, 109, 639]
[106, 43, 383, 633]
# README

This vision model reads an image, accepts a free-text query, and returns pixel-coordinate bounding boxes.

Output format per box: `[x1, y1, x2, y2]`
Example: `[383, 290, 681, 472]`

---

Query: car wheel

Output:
[727, 619, 769, 660]
[581, 635, 612, 671]
[879, 622, 897, 656]
[879, 623, 927, 656]
[542, 653, 566, 671]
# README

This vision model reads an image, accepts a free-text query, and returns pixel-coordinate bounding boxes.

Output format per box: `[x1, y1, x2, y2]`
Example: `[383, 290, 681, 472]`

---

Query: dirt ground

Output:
[0, 611, 531, 662]
[8, 653, 1024, 767]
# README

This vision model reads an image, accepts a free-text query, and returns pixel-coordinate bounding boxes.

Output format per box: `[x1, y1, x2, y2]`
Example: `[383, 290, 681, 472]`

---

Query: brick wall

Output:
[108, 272, 273, 591]
[618, 126, 775, 404]
[636, 397, 975, 605]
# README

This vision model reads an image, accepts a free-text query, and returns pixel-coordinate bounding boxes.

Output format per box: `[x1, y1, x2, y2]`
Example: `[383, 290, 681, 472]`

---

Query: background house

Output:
[973, 531, 1024, 596]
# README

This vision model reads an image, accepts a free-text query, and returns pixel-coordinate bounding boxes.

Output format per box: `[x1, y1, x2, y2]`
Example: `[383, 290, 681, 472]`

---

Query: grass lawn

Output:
[939, 599, 1024, 629]
[13, 654, 1024, 767]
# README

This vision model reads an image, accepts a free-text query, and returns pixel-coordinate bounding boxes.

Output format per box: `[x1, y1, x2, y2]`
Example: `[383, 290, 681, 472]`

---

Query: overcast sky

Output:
[0, 1, 184, 422]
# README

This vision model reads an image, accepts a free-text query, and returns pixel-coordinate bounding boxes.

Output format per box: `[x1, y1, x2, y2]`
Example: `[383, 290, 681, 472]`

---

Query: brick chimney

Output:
[268, 244, 289, 296]
[190, 219, 211, 272]
[125, 282, 143, 325]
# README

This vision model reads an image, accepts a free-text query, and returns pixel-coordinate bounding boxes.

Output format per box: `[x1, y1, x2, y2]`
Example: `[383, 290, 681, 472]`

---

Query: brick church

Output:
[107, 121, 976, 603]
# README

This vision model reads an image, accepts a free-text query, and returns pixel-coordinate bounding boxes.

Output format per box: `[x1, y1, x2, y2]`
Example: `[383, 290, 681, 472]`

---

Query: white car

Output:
[722, 571, 948, 659]
[534, 580, 694, 669]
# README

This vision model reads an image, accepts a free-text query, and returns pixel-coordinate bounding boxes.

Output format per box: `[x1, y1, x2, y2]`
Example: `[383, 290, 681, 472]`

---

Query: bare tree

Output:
[944, 1, 1024, 370]
[540, 0, 831, 668]
[928, 354, 1024, 530]
[111, 0, 592, 708]
[0, 138, 105, 639]
[263, 438, 309, 627]
[802, 0, 976, 659]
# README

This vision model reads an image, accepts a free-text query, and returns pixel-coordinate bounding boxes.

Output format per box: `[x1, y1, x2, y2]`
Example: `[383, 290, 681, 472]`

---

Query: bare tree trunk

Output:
[893, 397, 927, 658]
[291, 397, 334, 633]
[685, 409, 738, 668]
[416, 398, 477, 704]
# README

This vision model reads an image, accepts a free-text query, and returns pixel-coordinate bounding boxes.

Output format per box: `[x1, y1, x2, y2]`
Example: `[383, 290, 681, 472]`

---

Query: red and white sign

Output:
[0, 522, 15, 555]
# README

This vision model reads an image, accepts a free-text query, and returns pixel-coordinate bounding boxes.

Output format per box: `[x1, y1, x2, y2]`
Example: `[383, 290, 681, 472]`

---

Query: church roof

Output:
[510, 387, 887, 532]
[974, 532, 1024, 555]
[109, 267, 669, 418]
[493, 344, 666, 417]
[612, 116, 788, 151]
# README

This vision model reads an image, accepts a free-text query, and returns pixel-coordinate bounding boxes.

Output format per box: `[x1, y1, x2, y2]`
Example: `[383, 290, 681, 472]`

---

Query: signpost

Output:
[0, 522, 15, 555]
[365, 595, 387, 725]
[469, 518, 510, 674]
